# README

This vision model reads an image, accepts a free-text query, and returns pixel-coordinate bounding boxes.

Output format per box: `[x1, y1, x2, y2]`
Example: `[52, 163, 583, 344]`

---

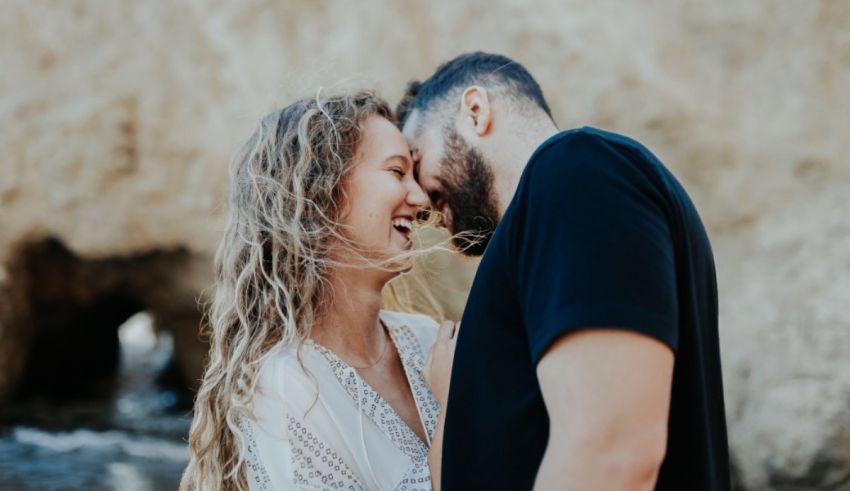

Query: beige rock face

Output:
[1, 1, 848, 488]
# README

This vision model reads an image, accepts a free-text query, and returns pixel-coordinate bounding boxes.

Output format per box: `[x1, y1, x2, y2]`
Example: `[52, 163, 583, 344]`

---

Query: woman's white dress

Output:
[239, 310, 440, 490]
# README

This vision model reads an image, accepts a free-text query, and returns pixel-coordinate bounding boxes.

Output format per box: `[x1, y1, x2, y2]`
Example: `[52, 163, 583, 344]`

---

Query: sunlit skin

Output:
[336, 115, 428, 273]
[311, 115, 431, 444]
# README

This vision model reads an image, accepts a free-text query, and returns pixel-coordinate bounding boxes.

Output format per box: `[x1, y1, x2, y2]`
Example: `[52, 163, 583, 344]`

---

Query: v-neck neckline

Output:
[305, 314, 439, 457]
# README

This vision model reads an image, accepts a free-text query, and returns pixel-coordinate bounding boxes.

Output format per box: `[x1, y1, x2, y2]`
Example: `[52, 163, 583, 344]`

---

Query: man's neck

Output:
[493, 121, 560, 216]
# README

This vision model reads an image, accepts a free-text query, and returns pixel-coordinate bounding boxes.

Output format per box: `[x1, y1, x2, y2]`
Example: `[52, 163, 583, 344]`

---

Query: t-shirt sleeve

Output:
[512, 131, 678, 365]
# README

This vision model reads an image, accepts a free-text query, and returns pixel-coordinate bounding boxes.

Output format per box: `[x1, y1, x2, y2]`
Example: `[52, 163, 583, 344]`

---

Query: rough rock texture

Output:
[1, 1, 848, 488]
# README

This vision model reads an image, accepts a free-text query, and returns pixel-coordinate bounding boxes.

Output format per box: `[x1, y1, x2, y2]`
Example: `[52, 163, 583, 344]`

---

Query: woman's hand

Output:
[424, 320, 459, 408]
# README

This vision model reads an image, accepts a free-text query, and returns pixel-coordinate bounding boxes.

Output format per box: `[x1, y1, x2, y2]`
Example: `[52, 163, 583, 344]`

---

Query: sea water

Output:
[0, 313, 191, 490]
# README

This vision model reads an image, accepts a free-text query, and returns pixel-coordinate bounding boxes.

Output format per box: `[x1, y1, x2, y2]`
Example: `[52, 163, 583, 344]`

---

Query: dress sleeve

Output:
[513, 131, 679, 365]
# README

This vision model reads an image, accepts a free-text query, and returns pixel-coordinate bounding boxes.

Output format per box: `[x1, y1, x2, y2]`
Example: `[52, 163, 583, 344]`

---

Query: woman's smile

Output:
[391, 215, 414, 247]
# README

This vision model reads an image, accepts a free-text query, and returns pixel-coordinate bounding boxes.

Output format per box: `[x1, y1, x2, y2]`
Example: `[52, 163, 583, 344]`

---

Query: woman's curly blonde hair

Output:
[180, 90, 420, 490]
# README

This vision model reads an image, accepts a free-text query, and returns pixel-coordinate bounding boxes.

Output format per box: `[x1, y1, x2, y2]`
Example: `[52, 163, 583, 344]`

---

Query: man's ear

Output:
[460, 86, 492, 137]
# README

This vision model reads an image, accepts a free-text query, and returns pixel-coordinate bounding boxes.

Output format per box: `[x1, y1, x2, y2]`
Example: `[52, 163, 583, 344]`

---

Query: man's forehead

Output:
[402, 110, 439, 157]
[401, 109, 424, 141]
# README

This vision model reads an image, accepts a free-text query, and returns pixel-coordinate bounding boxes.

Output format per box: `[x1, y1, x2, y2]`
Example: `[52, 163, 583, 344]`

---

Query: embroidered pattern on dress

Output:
[307, 321, 441, 456]
[393, 459, 433, 491]
[388, 324, 441, 441]
[309, 340, 429, 461]
[286, 414, 363, 490]
[239, 416, 273, 491]
[303, 318, 439, 490]
[240, 413, 363, 490]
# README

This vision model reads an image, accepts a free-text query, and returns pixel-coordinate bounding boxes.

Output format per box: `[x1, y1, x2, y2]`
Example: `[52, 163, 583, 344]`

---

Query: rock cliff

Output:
[1, 1, 848, 488]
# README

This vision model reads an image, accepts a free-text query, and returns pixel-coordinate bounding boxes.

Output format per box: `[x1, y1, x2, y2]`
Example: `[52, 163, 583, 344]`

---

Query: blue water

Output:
[0, 426, 187, 490]
[0, 315, 191, 490]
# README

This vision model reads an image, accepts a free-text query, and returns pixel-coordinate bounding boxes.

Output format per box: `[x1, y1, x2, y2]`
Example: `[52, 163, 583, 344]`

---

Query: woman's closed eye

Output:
[390, 167, 405, 178]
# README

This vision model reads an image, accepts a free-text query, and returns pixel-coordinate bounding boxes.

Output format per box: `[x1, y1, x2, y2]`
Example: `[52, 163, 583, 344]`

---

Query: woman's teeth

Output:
[392, 218, 413, 232]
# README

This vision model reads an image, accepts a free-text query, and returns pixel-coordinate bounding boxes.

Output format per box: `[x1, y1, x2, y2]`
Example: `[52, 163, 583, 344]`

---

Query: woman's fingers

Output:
[423, 351, 434, 387]
[437, 320, 455, 343]
[425, 319, 460, 407]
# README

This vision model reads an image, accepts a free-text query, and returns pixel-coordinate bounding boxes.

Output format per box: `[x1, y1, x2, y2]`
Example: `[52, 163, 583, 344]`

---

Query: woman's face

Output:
[337, 115, 429, 267]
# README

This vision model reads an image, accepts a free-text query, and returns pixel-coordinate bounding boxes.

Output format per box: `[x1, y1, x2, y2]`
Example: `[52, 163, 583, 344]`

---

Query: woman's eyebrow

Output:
[383, 154, 412, 166]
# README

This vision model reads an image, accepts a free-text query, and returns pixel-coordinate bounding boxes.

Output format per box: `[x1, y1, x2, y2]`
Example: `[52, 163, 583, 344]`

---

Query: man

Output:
[400, 52, 730, 490]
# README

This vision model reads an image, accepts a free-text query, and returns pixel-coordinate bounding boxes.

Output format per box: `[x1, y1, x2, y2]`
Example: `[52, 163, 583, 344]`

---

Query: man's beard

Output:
[439, 129, 500, 257]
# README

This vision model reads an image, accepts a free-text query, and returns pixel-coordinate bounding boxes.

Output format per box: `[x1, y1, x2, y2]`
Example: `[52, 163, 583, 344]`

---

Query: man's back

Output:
[441, 127, 730, 490]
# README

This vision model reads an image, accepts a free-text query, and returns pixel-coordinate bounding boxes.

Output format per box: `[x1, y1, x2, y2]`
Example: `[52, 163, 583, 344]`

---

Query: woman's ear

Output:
[460, 86, 492, 137]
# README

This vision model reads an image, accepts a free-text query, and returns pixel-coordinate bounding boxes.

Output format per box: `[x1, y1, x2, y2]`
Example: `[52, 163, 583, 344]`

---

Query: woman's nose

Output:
[406, 179, 430, 209]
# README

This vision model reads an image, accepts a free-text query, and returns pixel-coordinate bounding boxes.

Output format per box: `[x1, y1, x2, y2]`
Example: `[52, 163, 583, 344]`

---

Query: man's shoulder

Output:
[528, 126, 643, 168]
[520, 126, 667, 200]
[516, 127, 620, 200]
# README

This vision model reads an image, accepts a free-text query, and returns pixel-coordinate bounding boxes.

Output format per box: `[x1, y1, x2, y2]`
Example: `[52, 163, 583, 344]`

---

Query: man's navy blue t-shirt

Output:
[441, 127, 730, 490]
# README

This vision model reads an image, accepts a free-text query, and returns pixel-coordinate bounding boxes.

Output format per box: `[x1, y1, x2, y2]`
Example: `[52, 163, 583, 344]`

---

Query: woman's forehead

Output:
[361, 116, 411, 162]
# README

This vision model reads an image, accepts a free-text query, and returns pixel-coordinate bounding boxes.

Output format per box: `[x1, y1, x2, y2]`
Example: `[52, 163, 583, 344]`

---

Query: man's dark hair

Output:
[396, 52, 553, 129]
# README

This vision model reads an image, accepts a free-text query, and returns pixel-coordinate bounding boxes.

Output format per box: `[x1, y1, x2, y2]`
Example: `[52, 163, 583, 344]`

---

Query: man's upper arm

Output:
[536, 328, 674, 448]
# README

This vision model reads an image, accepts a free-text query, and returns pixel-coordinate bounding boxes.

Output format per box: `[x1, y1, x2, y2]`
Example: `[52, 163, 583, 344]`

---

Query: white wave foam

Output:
[12, 427, 188, 462]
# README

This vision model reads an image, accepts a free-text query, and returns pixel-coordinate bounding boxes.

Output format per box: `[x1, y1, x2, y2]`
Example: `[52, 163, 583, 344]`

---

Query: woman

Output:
[181, 91, 452, 490]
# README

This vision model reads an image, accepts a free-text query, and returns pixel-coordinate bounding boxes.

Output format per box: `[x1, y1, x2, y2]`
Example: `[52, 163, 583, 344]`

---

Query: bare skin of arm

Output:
[534, 329, 674, 491]
[423, 320, 458, 491]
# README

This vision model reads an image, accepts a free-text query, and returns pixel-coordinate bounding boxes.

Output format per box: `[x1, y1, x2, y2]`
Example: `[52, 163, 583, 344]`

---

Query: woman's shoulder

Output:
[380, 309, 440, 351]
[252, 343, 318, 408]
[258, 342, 305, 376]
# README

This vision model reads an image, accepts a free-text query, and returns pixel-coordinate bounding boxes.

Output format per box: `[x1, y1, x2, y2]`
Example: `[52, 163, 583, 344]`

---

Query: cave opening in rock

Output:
[8, 237, 203, 414]
[113, 311, 189, 421]
[17, 290, 144, 401]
